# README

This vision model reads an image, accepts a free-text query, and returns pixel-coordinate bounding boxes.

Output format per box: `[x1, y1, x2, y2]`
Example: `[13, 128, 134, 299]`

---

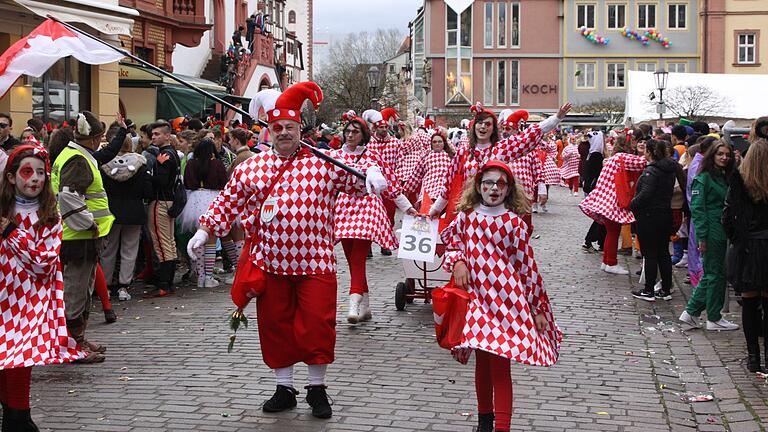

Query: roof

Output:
[396, 36, 411, 56]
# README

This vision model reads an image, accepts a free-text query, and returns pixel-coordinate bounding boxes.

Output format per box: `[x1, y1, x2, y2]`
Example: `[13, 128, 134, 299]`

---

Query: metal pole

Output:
[658, 89, 664, 121]
[47, 16, 366, 180]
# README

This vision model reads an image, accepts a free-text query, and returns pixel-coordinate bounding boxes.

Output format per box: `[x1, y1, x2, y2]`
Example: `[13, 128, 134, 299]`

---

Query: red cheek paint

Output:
[18, 163, 34, 181]
[482, 185, 489, 193]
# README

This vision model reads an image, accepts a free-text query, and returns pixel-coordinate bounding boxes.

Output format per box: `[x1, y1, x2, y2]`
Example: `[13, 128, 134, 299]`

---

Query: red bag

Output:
[432, 281, 470, 349]
[614, 158, 641, 209]
[440, 153, 467, 232]
[230, 236, 266, 309]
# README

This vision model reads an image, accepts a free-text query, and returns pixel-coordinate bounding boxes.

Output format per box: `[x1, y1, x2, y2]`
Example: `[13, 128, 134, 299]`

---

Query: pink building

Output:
[413, 0, 561, 125]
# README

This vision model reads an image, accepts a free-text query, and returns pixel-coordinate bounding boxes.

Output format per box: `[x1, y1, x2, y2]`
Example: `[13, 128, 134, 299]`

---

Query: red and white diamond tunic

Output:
[395, 131, 431, 181]
[198, 148, 371, 275]
[441, 205, 562, 366]
[0, 201, 84, 369]
[401, 150, 453, 204]
[510, 152, 543, 201]
[538, 140, 561, 185]
[559, 143, 580, 180]
[331, 145, 410, 249]
[578, 152, 647, 225]
[369, 135, 402, 175]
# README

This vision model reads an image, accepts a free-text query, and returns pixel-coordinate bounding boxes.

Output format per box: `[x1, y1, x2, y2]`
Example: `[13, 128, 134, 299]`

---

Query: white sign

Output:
[444, 0, 474, 14]
[398, 215, 439, 263]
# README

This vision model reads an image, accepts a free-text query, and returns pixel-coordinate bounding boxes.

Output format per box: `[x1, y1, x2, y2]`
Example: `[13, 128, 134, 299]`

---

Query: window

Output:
[509, 60, 520, 105]
[135, 47, 155, 64]
[577, 4, 596, 29]
[389, 64, 395, 74]
[575, 62, 595, 88]
[413, 18, 425, 100]
[606, 63, 626, 88]
[638, 4, 656, 28]
[607, 4, 625, 29]
[31, 57, 91, 123]
[668, 4, 686, 29]
[498, 3, 506, 47]
[484, 61, 493, 104]
[484, 2, 493, 48]
[460, 6, 472, 47]
[737, 33, 757, 64]
[636, 62, 656, 72]
[446, 5, 473, 104]
[667, 62, 687, 73]
[510, 3, 520, 47]
[288, 10, 296, 24]
[497, 61, 506, 105]
[447, 8, 458, 47]
[446, 58, 472, 104]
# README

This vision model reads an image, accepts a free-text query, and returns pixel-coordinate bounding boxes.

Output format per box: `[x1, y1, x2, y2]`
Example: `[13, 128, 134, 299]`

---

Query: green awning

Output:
[155, 84, 230, 120]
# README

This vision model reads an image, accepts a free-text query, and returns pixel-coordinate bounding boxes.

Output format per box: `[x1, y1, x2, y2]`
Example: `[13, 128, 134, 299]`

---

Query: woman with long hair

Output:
[579, 134, 647, 275]
[683, 136, 718, 284]
[331, 117, 416, 324]
[680, 141, 739, 331]
[723, 117, 768, 371]
[428, 103, 572, 227]
[402, 131, 455, 211]
[560, 135, 580, 196]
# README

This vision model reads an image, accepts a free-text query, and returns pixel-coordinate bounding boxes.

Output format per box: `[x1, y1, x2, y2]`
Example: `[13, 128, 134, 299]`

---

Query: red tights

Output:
[341, 239, 372, 295]
[602, 220, 621, 266]
[566, 177, 579, 193]
[94, 264, 112, 311]
[475, 350, 512, 431]
[0, 367, 32, 409]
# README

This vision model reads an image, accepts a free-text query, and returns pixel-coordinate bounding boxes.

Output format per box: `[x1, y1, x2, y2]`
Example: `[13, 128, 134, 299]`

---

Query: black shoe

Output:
[305, 385, 333, 419]
[631, 289, 655, 302]
[654, 290, 672, 301]
[262, 385, 298, 413]
[3, 406, 40, 432]
[635, 270, 642, 276]
[477, 412, 494, 432]
[103, 309, 117, 324]
[581, 243, 596, 253]
[380, 248, 392, 256]
[747, 352, 763, 373]
[366, 249, 373, 259]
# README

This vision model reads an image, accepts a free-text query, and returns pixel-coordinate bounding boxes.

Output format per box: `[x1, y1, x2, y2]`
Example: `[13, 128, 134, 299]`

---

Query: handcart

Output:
[394, 233, 452, 311]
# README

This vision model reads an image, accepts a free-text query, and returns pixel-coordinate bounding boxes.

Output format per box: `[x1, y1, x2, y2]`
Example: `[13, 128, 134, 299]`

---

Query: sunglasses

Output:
[0, 123, 8, 129]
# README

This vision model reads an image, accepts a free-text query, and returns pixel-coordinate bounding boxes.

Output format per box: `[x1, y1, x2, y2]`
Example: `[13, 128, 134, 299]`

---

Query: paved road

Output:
[32, 187, 767, 431]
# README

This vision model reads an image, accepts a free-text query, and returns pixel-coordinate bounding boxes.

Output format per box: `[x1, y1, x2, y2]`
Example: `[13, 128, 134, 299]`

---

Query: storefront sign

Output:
[522, 84, 558, 95]
[118, 63, 162, 82]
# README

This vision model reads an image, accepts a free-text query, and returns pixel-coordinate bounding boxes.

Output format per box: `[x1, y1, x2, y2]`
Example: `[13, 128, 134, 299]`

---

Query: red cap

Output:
[477, 159, 514, 185]
[249, 81, 323, 123]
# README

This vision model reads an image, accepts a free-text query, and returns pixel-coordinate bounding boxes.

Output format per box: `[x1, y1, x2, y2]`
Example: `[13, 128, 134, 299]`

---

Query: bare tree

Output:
[660, 85, 731, 120]
[314, 29, 405, 124]
[574, 97, 625, 125]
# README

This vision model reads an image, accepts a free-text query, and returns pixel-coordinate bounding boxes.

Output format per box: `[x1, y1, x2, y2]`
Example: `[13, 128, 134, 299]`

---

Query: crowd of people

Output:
[0, 84, 765, 431]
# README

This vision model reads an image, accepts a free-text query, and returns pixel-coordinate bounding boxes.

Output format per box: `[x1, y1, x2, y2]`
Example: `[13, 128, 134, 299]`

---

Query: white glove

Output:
[365, 166, 387, 195]
[187, 229, 209, 261]
[428, 196, 448, 218]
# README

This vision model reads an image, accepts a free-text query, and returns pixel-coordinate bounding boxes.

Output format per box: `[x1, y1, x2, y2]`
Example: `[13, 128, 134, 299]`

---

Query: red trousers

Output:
[603, 220, 622, 266]
[383, 198, 397, 226]
[256, 273, 337, 369]
[475, 350, 512, 431]
[341, 238, 372, 295]
[521, 213, 534, 236]
[95, 264, 112, 311]
[0, 366, 32, 409]
[566, 177, 579, 193]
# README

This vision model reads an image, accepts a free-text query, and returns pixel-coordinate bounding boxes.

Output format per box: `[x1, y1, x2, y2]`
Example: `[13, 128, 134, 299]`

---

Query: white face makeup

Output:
[478, 169, 509, 207]
[8, 157, 46, 199]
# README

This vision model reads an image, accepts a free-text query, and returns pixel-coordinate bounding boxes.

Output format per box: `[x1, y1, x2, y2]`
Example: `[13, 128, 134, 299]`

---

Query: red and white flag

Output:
[0, 19, 124, 97]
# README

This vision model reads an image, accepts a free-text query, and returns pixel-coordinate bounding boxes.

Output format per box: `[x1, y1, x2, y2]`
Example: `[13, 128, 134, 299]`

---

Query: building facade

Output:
[563, 0, 700, 107]
[701, 0, 768, 74]
[414, 0, 562, 124]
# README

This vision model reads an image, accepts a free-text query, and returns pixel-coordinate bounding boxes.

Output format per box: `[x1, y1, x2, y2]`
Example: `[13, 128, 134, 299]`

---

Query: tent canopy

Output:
[624, 70, 768, 123]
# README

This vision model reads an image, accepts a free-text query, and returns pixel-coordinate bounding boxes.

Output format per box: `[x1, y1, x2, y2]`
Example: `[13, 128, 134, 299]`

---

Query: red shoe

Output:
[143, 288, 171, 299]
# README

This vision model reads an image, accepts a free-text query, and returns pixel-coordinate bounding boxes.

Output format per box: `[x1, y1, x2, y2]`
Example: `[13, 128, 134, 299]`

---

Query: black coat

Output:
[630, 157, 677, 216]
[102, 154, 154, 225]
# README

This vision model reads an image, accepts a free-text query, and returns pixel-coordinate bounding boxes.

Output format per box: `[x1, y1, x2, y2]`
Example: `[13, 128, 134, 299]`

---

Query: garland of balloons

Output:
[580, 26, 610, 45]
[645, 28, 672, 48]
[621, 27, 671, 48]
[621, 27, 650, 46]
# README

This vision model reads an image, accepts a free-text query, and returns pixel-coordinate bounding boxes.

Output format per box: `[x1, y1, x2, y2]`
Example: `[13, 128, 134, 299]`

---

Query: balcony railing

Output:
[173, 0, 197, 17]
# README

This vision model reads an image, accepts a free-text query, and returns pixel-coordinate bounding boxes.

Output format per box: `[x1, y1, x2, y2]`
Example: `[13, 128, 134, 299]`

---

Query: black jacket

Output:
[1, 135, 20, 153]
[150, 145, 180, 201]
[101, 153, 153, 225]
[630, 157, 677, 215]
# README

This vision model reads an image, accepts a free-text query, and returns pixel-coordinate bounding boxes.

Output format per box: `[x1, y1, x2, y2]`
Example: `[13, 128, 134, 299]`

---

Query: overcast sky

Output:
[313, 0, 423, 39]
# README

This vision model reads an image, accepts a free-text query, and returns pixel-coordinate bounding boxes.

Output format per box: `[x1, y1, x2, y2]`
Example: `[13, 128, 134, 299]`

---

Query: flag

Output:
[0, 19, 124, 97]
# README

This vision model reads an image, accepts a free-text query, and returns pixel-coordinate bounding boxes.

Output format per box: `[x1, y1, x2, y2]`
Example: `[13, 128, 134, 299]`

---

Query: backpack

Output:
[165, 150, 187, 218]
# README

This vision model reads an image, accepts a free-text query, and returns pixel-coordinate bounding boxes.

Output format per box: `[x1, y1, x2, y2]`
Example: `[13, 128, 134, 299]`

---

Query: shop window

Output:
[31, 57, 91, 123]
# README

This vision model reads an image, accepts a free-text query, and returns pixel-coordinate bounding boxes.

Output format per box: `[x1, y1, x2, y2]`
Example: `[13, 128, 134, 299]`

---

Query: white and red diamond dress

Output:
[395, 131, 431, 181]
[401, 150, 453, 209]
[538, 140, 561, 186]
[0, 199, 84, 369]
[441, 205, 562, 366]
[559, 143, 580, 181]
[578, 152, 647, 225]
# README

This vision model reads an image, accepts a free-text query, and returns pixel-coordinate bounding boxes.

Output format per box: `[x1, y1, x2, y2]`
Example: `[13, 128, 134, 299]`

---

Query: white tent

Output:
[624, 70, 768, 123]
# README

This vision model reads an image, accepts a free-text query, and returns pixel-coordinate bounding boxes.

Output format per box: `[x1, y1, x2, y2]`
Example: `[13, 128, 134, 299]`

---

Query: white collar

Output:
[474, 204, 508, 216]
[476, 142, 492, 150]
[342, 144, 365, 155]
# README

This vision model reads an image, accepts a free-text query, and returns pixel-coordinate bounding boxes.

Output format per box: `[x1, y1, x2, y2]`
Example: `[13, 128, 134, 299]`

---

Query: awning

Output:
[13, 0, 138, 36]
[156, 84, 231, 120]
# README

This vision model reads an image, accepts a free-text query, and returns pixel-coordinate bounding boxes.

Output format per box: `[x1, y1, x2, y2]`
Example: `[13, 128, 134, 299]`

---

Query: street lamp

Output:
[654, 68, 669, 120]
[367, 65, 380, 108]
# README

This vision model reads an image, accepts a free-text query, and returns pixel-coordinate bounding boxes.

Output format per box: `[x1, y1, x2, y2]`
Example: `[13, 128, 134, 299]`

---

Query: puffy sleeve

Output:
[198, 159, 257, 238]
[511, 217, 551, 317]
[495, 116, 560, 162]
[441, 211, 468, 273]
[401, 156, 428, 195]
[622, 153, 648, 171]
[1, 220, 61, 280]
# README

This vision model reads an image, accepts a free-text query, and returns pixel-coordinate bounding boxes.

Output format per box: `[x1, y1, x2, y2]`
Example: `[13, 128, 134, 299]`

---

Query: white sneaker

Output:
[600, 263, 606, 271]
[532, 203, 539, 213]
[573, 192, 580, 197]
[347, 293, 363, 324]
[117, 287, 131, 301]
[675, 253, 688, 268]
[541, 203, 549, 213]
[679, 310, 701, 328]
[359, 293, 372, 322]
[198, 276, 220, 289]
[653, 281, 675, 294]
[706, 318, 740, 331]
[603, 264, 629, 275]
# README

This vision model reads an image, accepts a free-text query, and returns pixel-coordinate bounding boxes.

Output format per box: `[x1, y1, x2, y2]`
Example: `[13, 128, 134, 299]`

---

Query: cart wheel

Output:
[405, 279, 415, 303]
[395, 282, 407, 311]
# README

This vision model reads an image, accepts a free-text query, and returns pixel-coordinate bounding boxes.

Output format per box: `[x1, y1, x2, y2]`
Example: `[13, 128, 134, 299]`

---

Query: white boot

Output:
[347, 294, 363, 324]
[360, 293, 372, 322]
[675, 252, 688, 267]
[532, 203, 539, 213]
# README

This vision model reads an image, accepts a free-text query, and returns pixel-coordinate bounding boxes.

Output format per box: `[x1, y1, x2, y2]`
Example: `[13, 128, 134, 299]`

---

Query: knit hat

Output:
[74, 111, 105, 140]
[248, 81, 323, 123]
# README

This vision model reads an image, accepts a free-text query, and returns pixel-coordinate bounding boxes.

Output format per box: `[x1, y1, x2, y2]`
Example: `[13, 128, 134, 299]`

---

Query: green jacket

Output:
[690, 170, 727, 244]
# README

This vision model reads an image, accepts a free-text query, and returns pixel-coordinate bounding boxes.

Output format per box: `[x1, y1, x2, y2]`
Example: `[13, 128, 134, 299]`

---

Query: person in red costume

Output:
[188, 82, 388, 419]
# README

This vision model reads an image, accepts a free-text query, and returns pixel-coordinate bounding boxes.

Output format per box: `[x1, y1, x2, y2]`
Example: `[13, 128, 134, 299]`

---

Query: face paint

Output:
[478, 169, 509, 207]
[11, 157, 46, 199]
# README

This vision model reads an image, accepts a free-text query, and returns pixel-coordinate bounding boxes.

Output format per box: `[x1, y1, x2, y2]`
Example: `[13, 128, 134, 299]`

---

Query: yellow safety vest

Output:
[51, 142, 114, 240]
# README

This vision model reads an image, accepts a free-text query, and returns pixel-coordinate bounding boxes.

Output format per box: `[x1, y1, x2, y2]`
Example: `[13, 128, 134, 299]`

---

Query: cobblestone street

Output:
[32, 187, 768, 431]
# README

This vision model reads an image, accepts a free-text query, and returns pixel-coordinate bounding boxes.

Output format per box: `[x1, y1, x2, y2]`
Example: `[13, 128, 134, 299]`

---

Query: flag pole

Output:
[46, 16, 366, 180]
